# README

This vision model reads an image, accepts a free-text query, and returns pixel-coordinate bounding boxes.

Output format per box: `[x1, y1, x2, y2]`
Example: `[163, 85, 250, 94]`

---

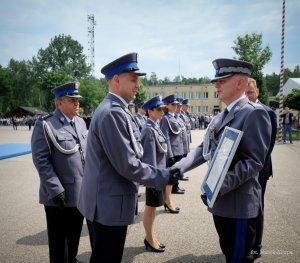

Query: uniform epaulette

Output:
[249, 101, 263, 109]
[112, 101, 123, 108]
[40, 113, 52, 120]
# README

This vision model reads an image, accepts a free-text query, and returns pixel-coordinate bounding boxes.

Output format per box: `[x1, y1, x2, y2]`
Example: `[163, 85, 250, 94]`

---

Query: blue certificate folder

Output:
[201, 127, 243, 208]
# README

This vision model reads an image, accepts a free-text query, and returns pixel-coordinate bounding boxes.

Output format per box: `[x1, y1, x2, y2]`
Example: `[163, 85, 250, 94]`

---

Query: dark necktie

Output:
[70, 121, 80, 140]
[222, 108, 229, 122]
[70, 121, 76, 132]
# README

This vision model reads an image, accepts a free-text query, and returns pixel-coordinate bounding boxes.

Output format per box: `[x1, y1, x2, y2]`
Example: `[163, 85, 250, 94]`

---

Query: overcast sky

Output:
[1, 0, 299, 80]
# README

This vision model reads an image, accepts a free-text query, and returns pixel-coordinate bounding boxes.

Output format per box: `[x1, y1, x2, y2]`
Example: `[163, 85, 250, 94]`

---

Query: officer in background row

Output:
[176, 98, 190, 158]
[77, 53, 181, 263]
[160, 95, 186, 194]
[181, 99, 192, 144]
[31, 82, 88, 263]
[128, 100, 135, 114]
[134, 101, 147, 131]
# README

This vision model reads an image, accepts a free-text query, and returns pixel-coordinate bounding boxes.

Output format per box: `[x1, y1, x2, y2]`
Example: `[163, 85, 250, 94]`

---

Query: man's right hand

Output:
[168, 167, 182, 185]
[52, 192, 66, 209]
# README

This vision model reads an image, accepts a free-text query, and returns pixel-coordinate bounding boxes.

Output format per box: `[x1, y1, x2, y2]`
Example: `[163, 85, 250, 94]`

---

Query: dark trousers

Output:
[167, 155, 183, 191]
[89, 221, 128, 263]
[86, 219, 95, 250]
[213, 215, 258, 263]
[252, 178, 267, 254]
[44, 206, 84, 263]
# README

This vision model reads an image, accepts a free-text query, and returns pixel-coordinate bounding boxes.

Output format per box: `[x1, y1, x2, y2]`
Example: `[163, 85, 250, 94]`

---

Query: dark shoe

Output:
[251, 249, 261, 261]
[159, 243, 166, 248]
[179, 176, 189, 181]
[164, 203, 180, 214]
[172, 188, 185, 194]
[144, 239, 165, 252]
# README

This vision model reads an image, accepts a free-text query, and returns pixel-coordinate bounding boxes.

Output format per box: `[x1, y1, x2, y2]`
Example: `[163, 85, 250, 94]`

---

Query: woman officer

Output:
[141, 96, 168, 253]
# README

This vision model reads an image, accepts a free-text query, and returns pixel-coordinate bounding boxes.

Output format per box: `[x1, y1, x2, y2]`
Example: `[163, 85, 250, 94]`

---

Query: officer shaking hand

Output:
[77, 53, 182, 263]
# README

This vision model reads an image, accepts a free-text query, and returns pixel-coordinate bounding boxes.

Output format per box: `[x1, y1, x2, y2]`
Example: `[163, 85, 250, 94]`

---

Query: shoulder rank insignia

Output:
[40, 113, 52, 121]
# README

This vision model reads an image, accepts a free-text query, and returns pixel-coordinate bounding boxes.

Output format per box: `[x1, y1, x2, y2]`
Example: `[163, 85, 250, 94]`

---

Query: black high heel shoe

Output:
[164, 203, 180, 214]
[144, 239, 165, 252]
[159, 243, 166, 249]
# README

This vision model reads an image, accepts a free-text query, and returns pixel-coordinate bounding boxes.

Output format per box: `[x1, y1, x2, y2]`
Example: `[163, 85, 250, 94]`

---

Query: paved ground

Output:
[0, 126, 299, 263]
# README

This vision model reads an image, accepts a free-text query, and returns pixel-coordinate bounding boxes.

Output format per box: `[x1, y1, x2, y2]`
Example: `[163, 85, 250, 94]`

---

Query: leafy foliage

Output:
[31, 34, 90, 78]
[284, 89, 300, 111]
[232, 33, 272, 104]
[0, 65, 13, 114]
[0, 33, 299, 117]
[266, 67, 300, 96]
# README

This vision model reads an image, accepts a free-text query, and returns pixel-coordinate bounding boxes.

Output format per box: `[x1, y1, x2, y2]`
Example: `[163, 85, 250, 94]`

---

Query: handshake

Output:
[167, 167, 183, 185]
[51, 191, 66, 209]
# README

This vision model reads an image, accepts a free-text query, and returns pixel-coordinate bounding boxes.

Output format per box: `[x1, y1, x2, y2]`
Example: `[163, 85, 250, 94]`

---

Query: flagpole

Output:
[278, 0, 285, 143]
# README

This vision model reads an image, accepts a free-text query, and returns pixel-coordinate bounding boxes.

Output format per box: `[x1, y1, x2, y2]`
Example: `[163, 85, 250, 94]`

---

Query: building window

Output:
[197, 106, 201, 113]
[204, 92, 208, 99]
[203, 106, 208, 112]
[189, 92, 194, 99]
[214, 91, 218, 98]
[196, 92, 201, 99]
[190, 106, 193, 112]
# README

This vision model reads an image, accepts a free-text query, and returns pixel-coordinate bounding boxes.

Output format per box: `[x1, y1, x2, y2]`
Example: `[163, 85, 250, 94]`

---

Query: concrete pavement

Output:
[0, 126, 299, 262]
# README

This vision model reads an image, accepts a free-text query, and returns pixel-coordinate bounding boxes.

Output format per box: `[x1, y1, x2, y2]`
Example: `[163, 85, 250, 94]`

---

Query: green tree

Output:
[134, 81, 147, 105]
[40, 71, 70, 111]
[149, 72, 158, 86]
[232, 33, 272, 104]
[293, 65, 300, 77]
[265, 73, 280, 96]
[6, 59, 37, 109]
[79, 78, 107, 115]
[31, 34, 90, 79]
[0, 66, 13, 114]
[284, 89, 300, 111]
[265, 65, 300, 97]
[173, 75, 181, 83]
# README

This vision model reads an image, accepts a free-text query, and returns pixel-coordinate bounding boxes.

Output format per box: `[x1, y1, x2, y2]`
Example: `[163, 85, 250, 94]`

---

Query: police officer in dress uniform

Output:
[160, 95, 185, 195]
[173, 58, 272, 263]
[77, 53, 181, 263]
[176, 98, 189, 157]
[175, 98, 190, 183]
[141, 96, 168, 252]
[128, 100, 135, 114]
[181, 99, 192, 144]
[31, 82, 87, 263]
[135, 101, 147, 131]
